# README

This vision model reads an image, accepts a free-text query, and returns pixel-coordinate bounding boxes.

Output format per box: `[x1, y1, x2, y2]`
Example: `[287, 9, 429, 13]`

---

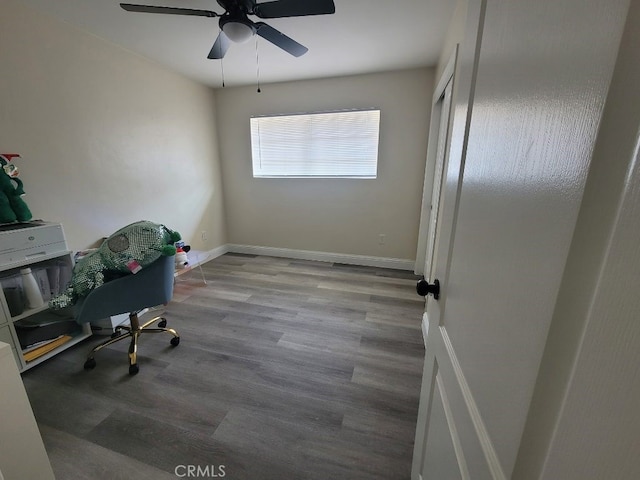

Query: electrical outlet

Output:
[201, 230, 207, 241]
[378, 234, 386, 245]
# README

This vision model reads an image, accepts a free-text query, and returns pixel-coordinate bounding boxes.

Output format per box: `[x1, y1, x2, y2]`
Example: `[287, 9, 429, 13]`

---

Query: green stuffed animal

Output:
[49, 220, 181, 309]
[0, 156, 32, 223]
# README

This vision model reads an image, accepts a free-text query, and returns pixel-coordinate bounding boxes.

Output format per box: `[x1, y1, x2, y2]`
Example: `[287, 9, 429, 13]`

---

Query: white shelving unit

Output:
[0, 227, 92, 372]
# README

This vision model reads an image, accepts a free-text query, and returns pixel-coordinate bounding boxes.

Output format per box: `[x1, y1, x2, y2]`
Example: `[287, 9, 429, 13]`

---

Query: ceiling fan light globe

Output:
[222, 21, 254, 43]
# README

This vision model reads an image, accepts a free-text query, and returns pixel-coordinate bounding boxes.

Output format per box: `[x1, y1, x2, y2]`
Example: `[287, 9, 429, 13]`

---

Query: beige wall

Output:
[0, 0, 226, 252]
[214, 68, 433, 260]
[435, 0, 468, 82]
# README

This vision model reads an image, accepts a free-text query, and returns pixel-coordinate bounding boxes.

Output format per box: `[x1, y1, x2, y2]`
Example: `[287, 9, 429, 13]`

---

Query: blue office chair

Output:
[74, 254, 180, 375]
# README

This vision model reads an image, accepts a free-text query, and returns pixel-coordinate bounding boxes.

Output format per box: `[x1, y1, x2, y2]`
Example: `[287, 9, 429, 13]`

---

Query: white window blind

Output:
[250, 109, 380, 178]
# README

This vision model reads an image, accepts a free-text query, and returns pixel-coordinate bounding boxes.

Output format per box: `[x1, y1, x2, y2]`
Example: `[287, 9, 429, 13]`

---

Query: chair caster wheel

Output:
[112, 326, 124, 338]
[170, 337, 180, 347]
[158, 319, 167, 328]
[84, 358, 96, 370]
[129, 364, 139, 375]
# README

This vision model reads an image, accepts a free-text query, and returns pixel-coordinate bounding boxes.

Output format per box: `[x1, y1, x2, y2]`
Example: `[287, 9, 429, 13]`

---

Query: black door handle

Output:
[417, 278, 440, 300]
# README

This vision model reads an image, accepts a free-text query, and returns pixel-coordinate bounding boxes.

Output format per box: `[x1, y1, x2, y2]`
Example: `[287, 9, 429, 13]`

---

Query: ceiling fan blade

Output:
[255, 22, 308, 57]
[120, 4, 218, 17]
[208, 32, 232, 59]
[253, 0, 335, 18]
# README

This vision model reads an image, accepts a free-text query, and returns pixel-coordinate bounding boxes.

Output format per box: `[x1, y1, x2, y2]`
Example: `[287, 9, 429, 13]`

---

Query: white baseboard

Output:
[225, 244, 415, 271]
[205, 244, 230, 262]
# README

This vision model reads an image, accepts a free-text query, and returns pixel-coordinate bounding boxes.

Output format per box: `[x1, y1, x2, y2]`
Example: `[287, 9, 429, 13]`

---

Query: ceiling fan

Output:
[120, 0, 336, 59]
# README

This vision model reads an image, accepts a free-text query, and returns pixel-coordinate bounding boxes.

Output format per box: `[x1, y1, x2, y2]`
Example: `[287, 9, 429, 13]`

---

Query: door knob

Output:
[417, 278, 440, 300]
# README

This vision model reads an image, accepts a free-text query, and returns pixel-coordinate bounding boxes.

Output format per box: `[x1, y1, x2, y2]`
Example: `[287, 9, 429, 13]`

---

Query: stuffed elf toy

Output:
[49, 220, 181, 309]
[0, 154, 32, 223]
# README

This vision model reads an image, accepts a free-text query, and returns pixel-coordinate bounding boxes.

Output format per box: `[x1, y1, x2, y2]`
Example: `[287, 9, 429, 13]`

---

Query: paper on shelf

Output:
[23, 335, 72, 362]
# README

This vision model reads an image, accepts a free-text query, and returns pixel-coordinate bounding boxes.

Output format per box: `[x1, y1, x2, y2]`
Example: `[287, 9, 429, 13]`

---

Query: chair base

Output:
[83, 311, 179, 375]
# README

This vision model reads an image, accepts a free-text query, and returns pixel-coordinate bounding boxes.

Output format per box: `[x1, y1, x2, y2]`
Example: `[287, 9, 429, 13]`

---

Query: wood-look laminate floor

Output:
[22, 253, 425, 480]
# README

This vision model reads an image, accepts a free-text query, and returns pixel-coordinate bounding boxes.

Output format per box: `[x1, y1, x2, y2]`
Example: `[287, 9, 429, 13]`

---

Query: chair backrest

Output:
[73, 254, 175, 324]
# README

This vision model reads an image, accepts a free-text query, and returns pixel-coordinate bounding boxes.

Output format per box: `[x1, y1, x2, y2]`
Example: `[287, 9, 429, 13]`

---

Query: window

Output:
[250, 109, 380, 178]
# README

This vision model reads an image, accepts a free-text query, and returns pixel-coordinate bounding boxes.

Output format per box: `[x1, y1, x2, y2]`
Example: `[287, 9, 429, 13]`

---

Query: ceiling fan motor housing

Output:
[216, 0, 255, 16]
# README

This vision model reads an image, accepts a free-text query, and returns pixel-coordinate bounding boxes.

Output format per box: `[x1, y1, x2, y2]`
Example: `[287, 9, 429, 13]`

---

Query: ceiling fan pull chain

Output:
[255, 36, 261, 93]
[220, 55, 225, 88]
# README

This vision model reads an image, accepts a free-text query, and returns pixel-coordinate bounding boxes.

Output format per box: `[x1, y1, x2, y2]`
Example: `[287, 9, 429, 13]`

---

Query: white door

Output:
[411, 0, 630, 479]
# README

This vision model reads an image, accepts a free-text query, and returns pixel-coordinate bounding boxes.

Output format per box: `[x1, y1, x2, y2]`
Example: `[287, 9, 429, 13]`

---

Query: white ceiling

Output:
[18, 0, 455, 88]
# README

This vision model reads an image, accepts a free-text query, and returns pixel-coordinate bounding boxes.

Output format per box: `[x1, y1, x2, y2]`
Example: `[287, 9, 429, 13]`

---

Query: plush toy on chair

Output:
[49, 220, 181, 310]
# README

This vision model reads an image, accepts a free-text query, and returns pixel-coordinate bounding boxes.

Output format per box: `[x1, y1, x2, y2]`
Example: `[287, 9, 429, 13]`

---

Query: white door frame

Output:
[414, 47, 459, 277]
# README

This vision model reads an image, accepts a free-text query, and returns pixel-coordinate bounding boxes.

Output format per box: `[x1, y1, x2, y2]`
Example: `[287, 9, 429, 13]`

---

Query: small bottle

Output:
[20, 268, 44, 309]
